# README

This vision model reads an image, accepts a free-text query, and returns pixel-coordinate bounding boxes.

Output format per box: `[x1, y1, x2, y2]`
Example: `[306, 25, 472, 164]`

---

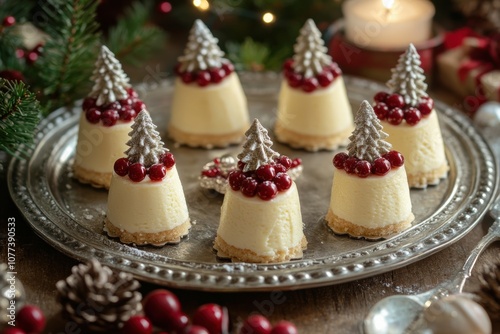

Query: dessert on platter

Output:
[168, 19, 249, 148]
[214, 119, 307, 263]
[275, 18, 353, 151]
[74, 45, 146, 189]
[372, 44, 449, 188]
[326, 101, 414, 239]
[105, 110, 190, 246]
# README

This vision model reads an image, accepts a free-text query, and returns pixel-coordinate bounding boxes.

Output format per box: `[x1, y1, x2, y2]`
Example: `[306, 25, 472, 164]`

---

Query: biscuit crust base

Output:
[325, 209, 414, 239]
[274, 123, 354, 152]
[214, 235, 307, 263]
[73, 165, 111, 189]
[105, 219, 191, 246]
[407, 163, 449, 189]
[167, 125, 247, 149]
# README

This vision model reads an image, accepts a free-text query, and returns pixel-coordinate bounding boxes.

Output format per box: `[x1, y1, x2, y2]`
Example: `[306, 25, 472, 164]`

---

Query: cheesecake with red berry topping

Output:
[74, 45, 146, 189]
[372, 44, 448, 188]
[214, 119, 307, 263]
[167, 20, 249, 148]
[105, 110, 190, 245]
[326, 101, 414, 239]
[275, 19, 353, 151]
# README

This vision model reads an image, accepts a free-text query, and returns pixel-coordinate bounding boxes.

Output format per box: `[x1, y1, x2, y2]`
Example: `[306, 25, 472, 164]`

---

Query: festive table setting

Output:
[1, 0, 500, 333]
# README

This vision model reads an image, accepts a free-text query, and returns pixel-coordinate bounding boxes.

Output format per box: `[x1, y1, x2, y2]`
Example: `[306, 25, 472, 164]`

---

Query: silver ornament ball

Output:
[473, 102, 500, 128]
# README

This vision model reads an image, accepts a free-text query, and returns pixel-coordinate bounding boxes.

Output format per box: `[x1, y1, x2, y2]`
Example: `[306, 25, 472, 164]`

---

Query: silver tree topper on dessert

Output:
[292, 18, 332, 79]
[238, 119, 279, 172]
[178, 19, 226, 73]
[347, 101, 392, 162]
[386, 43, 428, 107]
[125, 110, 167, 168]
[89, 45, 131, 106]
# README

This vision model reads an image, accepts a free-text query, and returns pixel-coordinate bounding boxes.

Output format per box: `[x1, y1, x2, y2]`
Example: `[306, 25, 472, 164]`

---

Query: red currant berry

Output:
[386, 107, 404, 125]
[169, 312, 189, 332]
[386, 94, 405, 109]
[82, 97, 96, 111]
[133, 100, 146, 113]
[287, 72, 303, 88]
[192, 303, 228, 334]
[329, 63, 342, 77]
[418, 98, 433, 116]
[384, 150, 404, 167]
[149, 164, 167, 181]
[240, 315, 272, 334]
[373, 157, 391, 176]
[343, 157, 358, 174]
[162, 152, 175, 169]
[128, 163, 146, 182]
[228, 171, 245, 191]
[291, 158, 302, 168]
[197, 71, 211, 87]
[278, 156, 292, 170]
[404, 107, 421, 125]
[119, 98, 133, 106]
[143, 289, 182, 329]
[85, 108, 101, 124]
[241, 177, 258, 197]
[127, 87, 139, 98]
[17, 305, 46, 334]
[101, 109, 119, 126]
[202, 168, 219, 178]
[121, 315, 153, 334]
[237, 161, 246, 171]
[114, 158, 130, 176]
[302, 77, 319, 92]
[374, 91, 389, 103]
[333, 152, 349, 169]
[355, 160, 372, 178]
[283, 58, 294, 71]
[25, 51, 38, 65]
[185, 325, 210, 334]
[270, 321, 298, 334]
[317, 71, 334, 87]
[3, 16, 16, 27]
[4, 328, 25, 334]
[273, 164, 287, 173]
[119, 106, 137, 121]
[257, 181, 278, 200]
[107, 101, 122, 111]
[273, 173, 292, 191]
[182, 72, 195, 84]
[374, 103, 389, 120]
[222, 62, 234, 75]
[210, 68, 226, 83]
[256, 165, 276, 181]
[213, 157, 221, 165]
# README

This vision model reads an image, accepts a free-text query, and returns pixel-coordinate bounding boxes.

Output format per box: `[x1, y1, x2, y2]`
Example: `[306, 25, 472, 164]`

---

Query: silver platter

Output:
[8, 73, 499, 291]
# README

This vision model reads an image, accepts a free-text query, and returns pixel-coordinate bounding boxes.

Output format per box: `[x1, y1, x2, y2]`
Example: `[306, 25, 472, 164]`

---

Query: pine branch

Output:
[0, 78, 41, 157]
[105, 1, 166, 66]
[35, 0, 101, 115]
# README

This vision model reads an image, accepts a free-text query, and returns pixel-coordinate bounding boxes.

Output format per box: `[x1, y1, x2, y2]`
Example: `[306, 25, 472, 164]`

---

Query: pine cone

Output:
[56, 259, 142, 331]
[476, 262, 500, 320]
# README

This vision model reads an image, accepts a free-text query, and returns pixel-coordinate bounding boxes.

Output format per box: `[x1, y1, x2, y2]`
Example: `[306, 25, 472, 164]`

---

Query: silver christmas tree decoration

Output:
[347, 101, 392, 162]
[386, 44, 428, 107]
[89, 45, 131, 106]
[125, 110, 167, 168]
[178, 19, 226, 73]
[237, 119, 279, 172]
[292, 19, 332, 78]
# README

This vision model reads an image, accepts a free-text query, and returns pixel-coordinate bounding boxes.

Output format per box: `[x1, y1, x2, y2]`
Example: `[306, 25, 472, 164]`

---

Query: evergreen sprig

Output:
[0, 78, 40, 157]
[35, 0, 101, 115]
[106, 1, 166, 66]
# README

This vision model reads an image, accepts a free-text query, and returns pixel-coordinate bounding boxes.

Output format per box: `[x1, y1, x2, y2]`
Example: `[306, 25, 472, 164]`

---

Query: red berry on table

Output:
[302, 77, 319, 92]
[283, 58, 294, 71]
[119, 106, 137, 122]
[128, 163, 146, 182]
[182, 71, 195, 84]
[291, 158, 302, 168]
[373, 103, 389, 120]
[271, 321, 298, 334]
[343, 157, 358, 174]
[114, 158, 130, 176]
[287, 72, 303, 88]
[317, 71, 334, 87]
[202, 168, 219, 177]
[133, 100, 146, 113]
[386, 93, 405, 109]
[210, 68, 226, 83]
[333, 152, 349, 169]
[222, 62, 234, 75]
[373, 157, 391, 176]
[228, 171, 245, 191]
[355, 160, 372, 178]
[241, 177, 258, 197]
[168, 311, 189, 332]
[120, 315, 153, 334]
[82, 97, 96, 110]
[4, 328, 25, 334]
[101, 109, 119, 126]
[192, 303, 228, 334]
[17, 304, 46, 334]
[149, 164, 167, 181]
[213, 157, 221, 165]
[278, 156, 292, 170]
[273, 172, 292, 191]
[143, 289, 182, 328]
[185, 325, 211, 334]
[85, 108, 101, 124]
[197, 71, 211, 87]
[256, 165, 276, 181]
[386, 107, 404, 125]
[240, 315, 272, 334]
[127, 87, 139, 98]
[404, 107, 422, 125]
[162, 152, 176, 168]
[257, 181, 278, 200]
[374, 91, 389, 103]
[25, 51, 38, 65]
[384, 150, 404, 167]
[3, 16, 16, 27]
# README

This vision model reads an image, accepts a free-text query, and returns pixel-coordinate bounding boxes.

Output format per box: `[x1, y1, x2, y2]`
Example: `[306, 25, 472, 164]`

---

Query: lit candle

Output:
[342, 0, 435, 49]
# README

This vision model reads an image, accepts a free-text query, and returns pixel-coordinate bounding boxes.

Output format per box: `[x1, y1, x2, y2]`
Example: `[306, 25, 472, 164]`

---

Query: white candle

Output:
[342, 0, 435, 49]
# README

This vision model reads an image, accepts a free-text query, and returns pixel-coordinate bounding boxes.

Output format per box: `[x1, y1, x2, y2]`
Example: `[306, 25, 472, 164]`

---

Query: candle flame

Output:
[382, 0, 395, 10]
